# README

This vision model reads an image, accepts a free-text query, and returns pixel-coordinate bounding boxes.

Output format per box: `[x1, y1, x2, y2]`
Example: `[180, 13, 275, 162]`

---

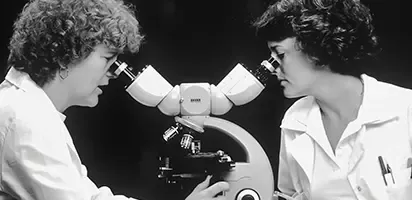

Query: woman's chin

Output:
[283, 88, 303, 99]
[74, 94, 99, 108]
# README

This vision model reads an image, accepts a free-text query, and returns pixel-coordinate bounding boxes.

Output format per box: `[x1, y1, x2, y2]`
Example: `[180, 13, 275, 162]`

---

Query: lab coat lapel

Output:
[58, 119, 84, 174]
[348, 126, 366, 172]
[63, 127, 82, 166]
[289, 133, 315, 184]
[346, 117, 397, 173]
[280, 97, 315, 184]
[6, 67, 85, 176]
[345, 74, 399, 171]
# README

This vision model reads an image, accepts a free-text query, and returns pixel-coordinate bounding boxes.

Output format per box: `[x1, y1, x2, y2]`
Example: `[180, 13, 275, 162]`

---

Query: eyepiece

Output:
[109, 60, 137, 88]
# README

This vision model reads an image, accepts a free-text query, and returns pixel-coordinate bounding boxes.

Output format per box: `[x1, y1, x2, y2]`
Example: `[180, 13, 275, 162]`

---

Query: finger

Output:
[112, 195, 130, 200]
[92, 186, 113, 200]
[408, 105, 412, 151]
[204, 181, 230, 197]
[193, 175, 212, 192]
[100, 186, 112, 193]
[213, 195, 227, 200]
[408, 105, 412, 138]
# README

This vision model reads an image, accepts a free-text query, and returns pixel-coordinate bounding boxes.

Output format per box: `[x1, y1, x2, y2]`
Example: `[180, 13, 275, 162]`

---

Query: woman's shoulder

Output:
[0, 81, 56, 130]
[283, 96, 315, 118]
[366, 75, 412, 107]
[279, 96, 315, 131]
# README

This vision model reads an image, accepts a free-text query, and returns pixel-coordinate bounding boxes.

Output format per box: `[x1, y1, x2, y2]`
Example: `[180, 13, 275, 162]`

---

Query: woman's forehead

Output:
[93, 44, 119, 54]
[267, 37, 296, 49]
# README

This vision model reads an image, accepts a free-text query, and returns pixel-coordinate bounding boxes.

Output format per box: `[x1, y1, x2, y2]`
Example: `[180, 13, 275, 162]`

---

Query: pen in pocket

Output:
[408, 158, 412, 179]
[386, 163, 395, 184]
[378, 156, 395, 185]
[378, 156, 388, 185]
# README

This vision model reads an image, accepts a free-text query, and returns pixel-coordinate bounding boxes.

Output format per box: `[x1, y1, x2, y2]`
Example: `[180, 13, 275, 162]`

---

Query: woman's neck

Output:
[313, 74, 364, 122]
[42, 78, 71, 113]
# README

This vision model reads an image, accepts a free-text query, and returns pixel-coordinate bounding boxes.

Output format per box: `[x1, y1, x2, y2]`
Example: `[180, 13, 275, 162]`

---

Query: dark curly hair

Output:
[252, 0, 379, 77]
[7, 0, 144, 87]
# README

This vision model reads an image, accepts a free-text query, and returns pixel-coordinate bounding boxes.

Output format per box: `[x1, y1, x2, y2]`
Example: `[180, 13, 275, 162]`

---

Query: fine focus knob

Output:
[236, 189, 260, 200]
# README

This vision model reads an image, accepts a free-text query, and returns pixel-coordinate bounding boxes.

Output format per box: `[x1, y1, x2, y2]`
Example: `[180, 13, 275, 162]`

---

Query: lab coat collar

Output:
[280, 74, 398, 132]
[288, 133, 315, 184]
[5, 67, 66, 122]
[58, 112, 67, 122]
[281, 74, 399, 184]
[5, 67, 82, 172]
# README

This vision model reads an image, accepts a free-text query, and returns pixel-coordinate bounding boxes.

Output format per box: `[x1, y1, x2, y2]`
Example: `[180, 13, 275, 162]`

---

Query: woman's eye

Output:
[106, 71, 118, 79]
[104, 54, 117, 61]
[277, 53, 285, 60]
[105, 56, 114, 61]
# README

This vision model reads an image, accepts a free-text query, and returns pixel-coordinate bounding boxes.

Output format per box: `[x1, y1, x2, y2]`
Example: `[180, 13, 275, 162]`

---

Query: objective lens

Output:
[163, 126, 179, 141]
[180, 134, 194, 149]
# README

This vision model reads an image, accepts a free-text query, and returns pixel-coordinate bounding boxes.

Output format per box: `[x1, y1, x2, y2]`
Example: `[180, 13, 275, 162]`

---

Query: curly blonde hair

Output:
[8, 0, 144, 87]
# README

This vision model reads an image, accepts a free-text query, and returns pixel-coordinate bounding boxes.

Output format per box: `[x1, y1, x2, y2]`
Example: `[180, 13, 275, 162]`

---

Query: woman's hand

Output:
[185, 175, 230, 200]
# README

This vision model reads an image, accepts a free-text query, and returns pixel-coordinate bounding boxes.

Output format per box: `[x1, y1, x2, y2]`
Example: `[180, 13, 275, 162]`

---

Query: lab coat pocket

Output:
[386, 167, 412, 200]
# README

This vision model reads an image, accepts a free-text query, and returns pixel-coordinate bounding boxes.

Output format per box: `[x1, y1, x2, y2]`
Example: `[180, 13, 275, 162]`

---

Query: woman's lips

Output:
[279, 79, 288, 86]
[96, 87, 103, 94]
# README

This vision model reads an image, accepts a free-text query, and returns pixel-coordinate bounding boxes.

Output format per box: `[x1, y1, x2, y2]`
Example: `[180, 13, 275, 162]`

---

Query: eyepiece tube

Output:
[109, 60, 137, 87]
[251, 57, 279, 86]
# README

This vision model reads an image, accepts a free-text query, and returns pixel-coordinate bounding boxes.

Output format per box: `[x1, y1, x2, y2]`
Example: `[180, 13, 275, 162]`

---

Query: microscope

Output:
[109, 57, 279, 200]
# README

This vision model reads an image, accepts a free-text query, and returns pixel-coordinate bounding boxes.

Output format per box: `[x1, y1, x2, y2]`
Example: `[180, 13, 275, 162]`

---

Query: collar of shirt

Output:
[280, 74, 399, 132]
[4, 67, 81, 164]
[5, 67, 66, 122]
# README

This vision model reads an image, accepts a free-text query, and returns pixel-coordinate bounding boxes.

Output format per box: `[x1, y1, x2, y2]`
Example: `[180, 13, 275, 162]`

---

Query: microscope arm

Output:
[174, 116, 275, 200]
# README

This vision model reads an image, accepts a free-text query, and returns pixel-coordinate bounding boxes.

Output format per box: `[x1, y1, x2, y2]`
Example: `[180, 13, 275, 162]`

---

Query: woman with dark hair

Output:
[0, 0, 229, 199]
[253, 0, 412, 199]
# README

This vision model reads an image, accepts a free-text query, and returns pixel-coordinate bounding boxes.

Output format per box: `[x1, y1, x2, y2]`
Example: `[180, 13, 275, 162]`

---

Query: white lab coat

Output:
[278, 74, 412, 200]
[0, 68, 135, 200]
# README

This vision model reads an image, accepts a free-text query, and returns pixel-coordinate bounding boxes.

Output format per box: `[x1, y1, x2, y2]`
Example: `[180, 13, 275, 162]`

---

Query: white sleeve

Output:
[408, 105, 412, 152]
[92, 187, 139, 200]
[1, 112, 134, 200]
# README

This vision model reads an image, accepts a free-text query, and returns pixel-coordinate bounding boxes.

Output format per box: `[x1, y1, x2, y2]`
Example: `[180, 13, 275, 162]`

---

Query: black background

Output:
[1, 0, 411, 199]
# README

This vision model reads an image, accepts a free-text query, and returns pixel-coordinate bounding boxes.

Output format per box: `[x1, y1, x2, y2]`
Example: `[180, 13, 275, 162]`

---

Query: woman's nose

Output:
[276, 65, 283, 73]
[105, 70, 118, 79]
[270, 52, 277, 59]
[271, 66, 282, 78]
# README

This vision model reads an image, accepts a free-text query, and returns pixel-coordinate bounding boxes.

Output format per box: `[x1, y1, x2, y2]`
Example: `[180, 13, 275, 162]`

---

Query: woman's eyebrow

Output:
[106, 50, 118, 55]
[268, 44, 281, 53]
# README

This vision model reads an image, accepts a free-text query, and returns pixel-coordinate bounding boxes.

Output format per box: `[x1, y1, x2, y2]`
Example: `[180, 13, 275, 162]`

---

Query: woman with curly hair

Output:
[0, 0, 229, 199]
[253, 0, 412, 199]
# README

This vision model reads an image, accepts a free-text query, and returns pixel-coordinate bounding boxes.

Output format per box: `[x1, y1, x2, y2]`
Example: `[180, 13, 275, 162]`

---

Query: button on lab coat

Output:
[278, 74, 412, 200]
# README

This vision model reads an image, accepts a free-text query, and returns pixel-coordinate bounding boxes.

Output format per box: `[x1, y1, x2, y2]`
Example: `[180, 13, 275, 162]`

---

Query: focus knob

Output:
[236, 189, 260, 200]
